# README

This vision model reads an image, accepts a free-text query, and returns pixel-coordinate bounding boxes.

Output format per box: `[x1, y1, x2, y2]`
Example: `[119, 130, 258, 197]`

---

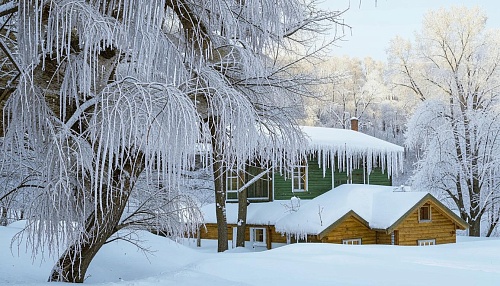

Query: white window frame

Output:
[226, 168, 241, 202]
[250, 227, 267, 248]
[246, 169, 271, 201]
[418, 239, 436, 246]
[342, 238, 362, 245]
[418, 203, 432, 223]
[292, 164, 308, 193]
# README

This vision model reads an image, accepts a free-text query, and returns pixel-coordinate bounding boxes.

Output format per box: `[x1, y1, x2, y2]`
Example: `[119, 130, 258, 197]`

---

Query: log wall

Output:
[200, 223, 283, 249]
[200, 200, 458, 248]
[395, 200, 457, 245]
[376, 231, 393, 245]
[321, 216, 376, 244]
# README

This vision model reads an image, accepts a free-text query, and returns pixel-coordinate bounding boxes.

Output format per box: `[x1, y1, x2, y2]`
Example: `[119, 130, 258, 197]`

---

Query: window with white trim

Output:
[342, 238, 362, 245]
[292, 164, 308, 192]
[418, 239, 436, 246]
[226, 168, 241, 202]
[419, 203, 431, 222]
[250, 227, 267, 247]
[246, 166, 271, 201]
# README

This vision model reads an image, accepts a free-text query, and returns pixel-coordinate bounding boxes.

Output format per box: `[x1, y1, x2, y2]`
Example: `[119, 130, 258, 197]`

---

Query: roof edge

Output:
[318, 210, 370, 239]
[386, 193, 469, 234]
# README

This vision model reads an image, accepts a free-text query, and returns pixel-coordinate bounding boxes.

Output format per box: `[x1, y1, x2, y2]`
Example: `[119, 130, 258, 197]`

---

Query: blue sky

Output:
[320, 0, 500, 61]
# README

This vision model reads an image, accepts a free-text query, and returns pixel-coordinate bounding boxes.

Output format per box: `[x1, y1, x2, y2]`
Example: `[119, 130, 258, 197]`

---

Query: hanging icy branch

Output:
[0, 1, 17, 17]
[237, 168, 271, 193]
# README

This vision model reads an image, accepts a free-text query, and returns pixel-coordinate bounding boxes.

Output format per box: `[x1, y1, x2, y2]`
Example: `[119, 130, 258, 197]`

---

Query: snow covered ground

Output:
[1, 221, 499, 285]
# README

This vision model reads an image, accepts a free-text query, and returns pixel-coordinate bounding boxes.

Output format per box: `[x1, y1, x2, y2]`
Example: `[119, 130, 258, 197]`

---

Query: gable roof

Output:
[317, 210, 369, 239]
[274, 184, 423, 236]
[201, 184, 468, 236]
[383, 193, 469, 233]
[273, 184, 468, 237]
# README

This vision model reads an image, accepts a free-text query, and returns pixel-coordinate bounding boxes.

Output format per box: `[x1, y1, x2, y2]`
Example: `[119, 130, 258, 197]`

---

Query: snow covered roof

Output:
[274, 184, 428, 236]
[202, 185, 425, 229]
[301, 126, 404, 154]
[300, 126, 404, 176]
[201, 200, 307, 225]
[201, 184, 468, 236]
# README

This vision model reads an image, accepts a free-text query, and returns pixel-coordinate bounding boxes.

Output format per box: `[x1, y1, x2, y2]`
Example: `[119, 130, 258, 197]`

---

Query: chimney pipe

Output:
[350, 117, 359, 132]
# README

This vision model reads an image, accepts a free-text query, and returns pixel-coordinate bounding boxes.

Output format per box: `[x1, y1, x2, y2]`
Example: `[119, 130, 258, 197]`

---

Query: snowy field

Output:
[1, 221, 499, 286]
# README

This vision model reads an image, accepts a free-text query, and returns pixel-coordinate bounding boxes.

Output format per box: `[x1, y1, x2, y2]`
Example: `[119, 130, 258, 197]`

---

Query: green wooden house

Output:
[201, 125, 468, 249]
[225, 124, 404, 203]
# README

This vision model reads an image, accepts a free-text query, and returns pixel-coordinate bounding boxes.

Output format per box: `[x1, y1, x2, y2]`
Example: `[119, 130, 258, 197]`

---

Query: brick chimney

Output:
[350, 117, 359, 132]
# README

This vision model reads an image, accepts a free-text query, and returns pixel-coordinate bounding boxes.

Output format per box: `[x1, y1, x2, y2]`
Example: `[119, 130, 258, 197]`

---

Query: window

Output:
[250, 227, 267, 247]
[292, 164, 308, 192]
[419, 203, 431, 222]
[226, 168, 242, 201]
[418, 239, 436, 246]
[342, 238, 362, 245]
[246, 166, 271, 201]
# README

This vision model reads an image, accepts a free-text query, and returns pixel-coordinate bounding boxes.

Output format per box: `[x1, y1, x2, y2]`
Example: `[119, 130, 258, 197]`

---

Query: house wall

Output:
[247, 166, 273, 201]
[395, 200, 457, 245]
[274, 158, 392, 200]
[200, 203, 458, 248]
[321, 216, 377, 244]
[364, 168, 392, 186]
[376, 231, 393, 245]
[200, 223, 286, 249]
[274, 158, 333, 200]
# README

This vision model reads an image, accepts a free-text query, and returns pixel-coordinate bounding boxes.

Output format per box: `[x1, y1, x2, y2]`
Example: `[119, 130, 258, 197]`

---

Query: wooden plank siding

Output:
[273, 158, 332, 200]
[246, 165, 273, 202]
[274, 158, 392, 200]
[200, 223, 286, 249]
[320, 215, 377, 244]
[365, 168, 392, 186]
[394, 200, 457, 245]
[375, 231, 393, 245]
[200, 204, 458, 248]
[200, 202, 460, 248]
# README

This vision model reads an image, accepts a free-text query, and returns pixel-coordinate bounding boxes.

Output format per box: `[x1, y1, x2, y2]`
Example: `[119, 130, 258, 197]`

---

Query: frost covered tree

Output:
[389, 6, 500, 236]
[301, 56, 410, 146]
[304, 57, 384, 129]
[0, 0, 342, 282]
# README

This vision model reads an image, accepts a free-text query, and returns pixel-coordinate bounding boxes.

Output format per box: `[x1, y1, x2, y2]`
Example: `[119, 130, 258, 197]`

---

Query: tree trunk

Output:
[0, 206, 7, 226]
[213, 156, 228, 253]
[467, 180, 482, 237]
[485, 215, 499, 237]
[468, 218, 481, 237]
[208, 117, 228, 252]
[236, 187, 248, 248]
[48, 211, 119, 283]
[196, 226, 201, 247]
[49, 154, 144, 283]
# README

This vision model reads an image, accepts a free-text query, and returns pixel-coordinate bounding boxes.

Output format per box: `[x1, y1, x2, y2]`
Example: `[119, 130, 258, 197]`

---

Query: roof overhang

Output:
[385, 193, 469, 234]
[318, 210, 370, 240]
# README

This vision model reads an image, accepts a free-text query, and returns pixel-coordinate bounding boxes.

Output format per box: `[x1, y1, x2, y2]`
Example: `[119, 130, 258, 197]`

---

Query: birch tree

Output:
[0, 0, 342, 282]
[389, 6, 500, 236]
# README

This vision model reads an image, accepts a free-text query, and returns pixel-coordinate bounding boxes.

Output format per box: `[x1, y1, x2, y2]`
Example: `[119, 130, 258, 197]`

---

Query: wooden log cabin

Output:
[200, 184, 468, 249]
[200, 124, 467, 249]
